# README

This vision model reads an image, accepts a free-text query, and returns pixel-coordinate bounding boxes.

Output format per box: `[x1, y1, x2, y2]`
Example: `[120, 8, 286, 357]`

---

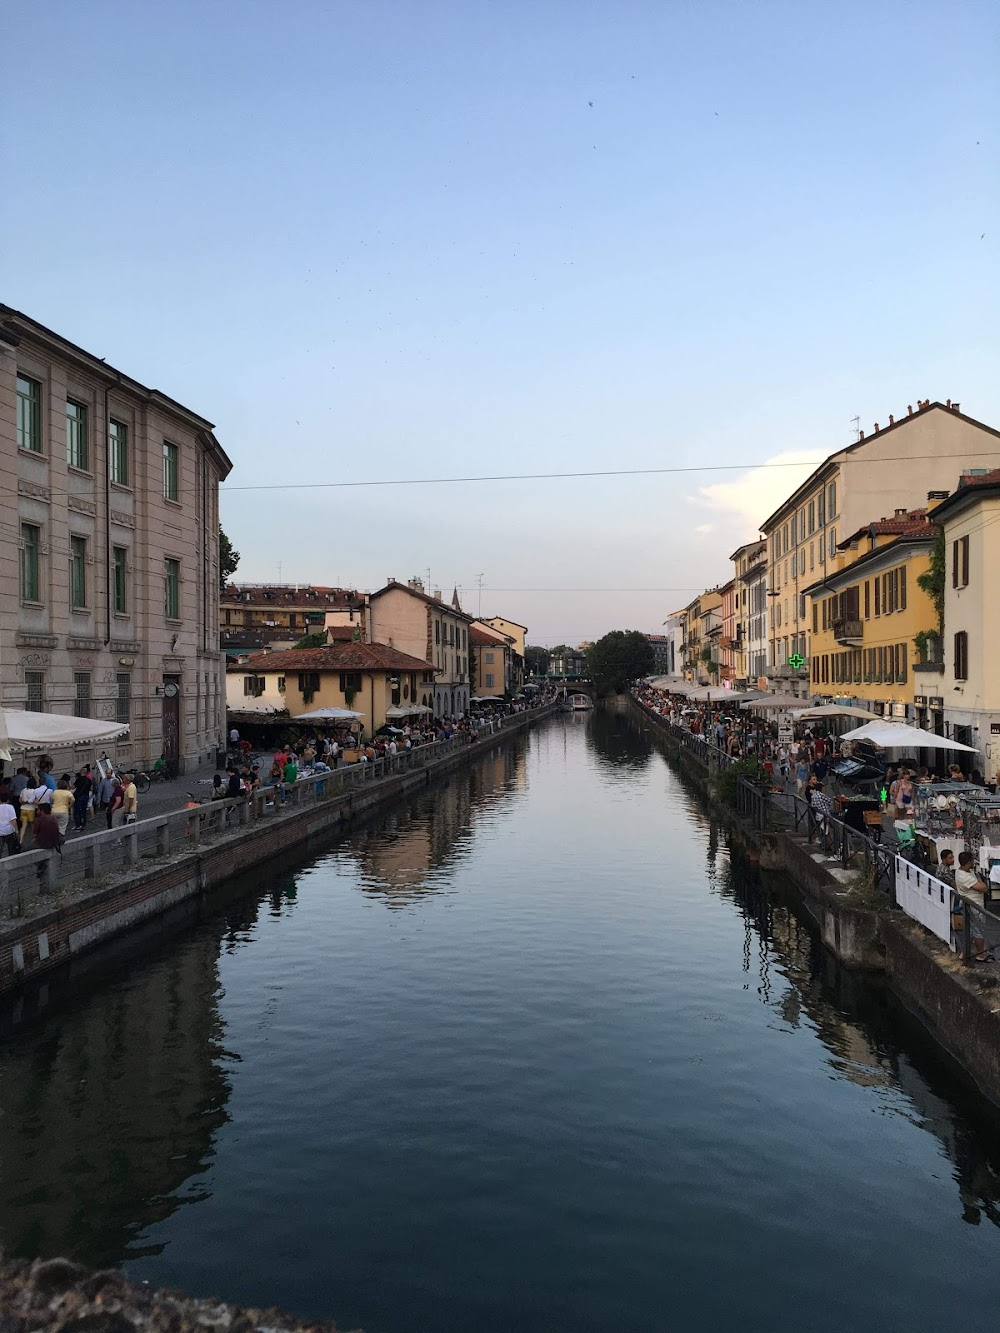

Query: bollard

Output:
[45, 851, 59, 891]
[157, 821, 171, 856]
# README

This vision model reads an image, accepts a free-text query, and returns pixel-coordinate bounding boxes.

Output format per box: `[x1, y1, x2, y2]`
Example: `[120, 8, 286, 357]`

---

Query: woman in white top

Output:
[18, 777, 49, 847]
[0, 799, 18, 856]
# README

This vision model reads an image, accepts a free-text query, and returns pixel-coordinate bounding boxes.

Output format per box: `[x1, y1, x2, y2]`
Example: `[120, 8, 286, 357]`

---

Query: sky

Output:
[5, 0, 998, 645]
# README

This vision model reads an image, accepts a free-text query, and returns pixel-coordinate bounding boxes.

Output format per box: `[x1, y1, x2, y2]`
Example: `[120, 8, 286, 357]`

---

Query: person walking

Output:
[73, 767, 93, 831]
[122, 772, 139, 824]
[32, 802, 63, 883]
[18, 776, 47, 848]
[51, 776, 75, 838]
[0, 795, 19, 857]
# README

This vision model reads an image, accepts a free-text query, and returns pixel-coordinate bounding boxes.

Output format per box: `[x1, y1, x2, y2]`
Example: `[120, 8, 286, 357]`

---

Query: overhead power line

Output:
[220, 451, 1000, 494]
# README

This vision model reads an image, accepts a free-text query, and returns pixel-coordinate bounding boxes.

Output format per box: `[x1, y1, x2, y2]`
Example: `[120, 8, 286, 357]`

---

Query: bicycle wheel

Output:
[135, 772, 151, 794]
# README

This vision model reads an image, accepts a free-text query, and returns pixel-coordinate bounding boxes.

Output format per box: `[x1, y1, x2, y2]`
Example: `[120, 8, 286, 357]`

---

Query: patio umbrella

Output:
[743, 694, 802, 710]
[791, 704, 875, 721]
[385, 704, 432, 718]
[292, 707, 365, 722]
[0, 709, 130, 762]
[840, 720, 978, 752]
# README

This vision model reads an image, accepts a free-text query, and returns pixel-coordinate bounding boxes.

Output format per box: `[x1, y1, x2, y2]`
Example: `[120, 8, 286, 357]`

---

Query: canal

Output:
[2, 711, 1000, 1331]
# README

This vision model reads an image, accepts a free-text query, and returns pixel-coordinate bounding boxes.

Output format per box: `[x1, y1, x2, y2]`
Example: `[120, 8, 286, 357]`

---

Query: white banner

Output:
[895, 857, 954, 947]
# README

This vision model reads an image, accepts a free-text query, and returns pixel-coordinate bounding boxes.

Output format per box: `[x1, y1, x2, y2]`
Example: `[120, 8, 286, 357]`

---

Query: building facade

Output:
[470, 622, 513, 698]
[482, 616, 526, 691]
[221, 584, 365, 654]
[803, 511, 937, 716]
[761, 401, 1000, 696]
[719, 580, 737, 683]
[1, 306, 232, 773]
[228, 642, 437, 734]
[730, 541, 768, 688]
[367, 580, 472, 717]
[931, 471, 1000, 781]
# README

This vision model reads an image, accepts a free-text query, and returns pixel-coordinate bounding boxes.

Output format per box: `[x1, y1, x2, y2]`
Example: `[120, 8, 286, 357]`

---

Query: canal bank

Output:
[0, 704, 558, 999]
[629, 694, 1000, 1107]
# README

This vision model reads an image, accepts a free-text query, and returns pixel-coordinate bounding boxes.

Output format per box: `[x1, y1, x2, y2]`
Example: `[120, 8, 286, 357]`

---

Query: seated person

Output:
[152, 754, 168, 775]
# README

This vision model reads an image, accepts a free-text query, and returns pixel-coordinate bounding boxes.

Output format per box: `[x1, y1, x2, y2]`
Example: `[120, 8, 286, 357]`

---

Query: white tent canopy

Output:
[0, 709, 130, 762]
[791, 704, 875, 721]
[840, 720, 978, 753]
[292, 707, 364, 722]
[743, 694, 802, 710]
[385, 704, 432, 717]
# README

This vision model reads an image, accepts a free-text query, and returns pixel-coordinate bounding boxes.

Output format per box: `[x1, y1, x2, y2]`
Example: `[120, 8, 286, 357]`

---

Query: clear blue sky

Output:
[6, 0, 998, 644]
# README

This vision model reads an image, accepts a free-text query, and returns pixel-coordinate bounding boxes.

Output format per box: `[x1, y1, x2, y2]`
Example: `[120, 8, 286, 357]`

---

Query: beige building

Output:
[470, 621, 514, 697]
[761, 400, 1000, 697]
[930, 470, 1000, 781]
[1, 306, 232, 773]
[228, 641, 437, 733]
[221, 583, 365, 653]
[366, 580, 473, 717]
[730, 540, 768, 688]
[481, 616, 526, 690]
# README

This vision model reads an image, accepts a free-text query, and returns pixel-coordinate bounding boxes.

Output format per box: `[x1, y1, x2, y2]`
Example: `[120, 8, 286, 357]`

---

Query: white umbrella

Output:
[0, 709, 129, 761]
[743, 694, 802, 710]
[292, 706, 365, 721]
[791, 704, 875, 721]
[840, 720, 978, 752]
[385, 704, 432, 718]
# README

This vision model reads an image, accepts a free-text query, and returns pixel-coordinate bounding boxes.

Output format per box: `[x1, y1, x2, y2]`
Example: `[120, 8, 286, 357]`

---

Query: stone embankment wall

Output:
[629, 695, 1000, 1106]
[0, 706, 557, 999]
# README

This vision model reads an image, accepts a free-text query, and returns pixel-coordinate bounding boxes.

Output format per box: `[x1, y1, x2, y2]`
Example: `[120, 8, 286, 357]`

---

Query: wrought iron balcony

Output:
[833, 618, 863, 644]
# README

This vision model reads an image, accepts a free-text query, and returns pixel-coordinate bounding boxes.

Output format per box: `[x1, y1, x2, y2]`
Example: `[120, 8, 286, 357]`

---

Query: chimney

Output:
[858, 429, 865, 440]
[888, 414, 894, 426]
[952, 402, 960, 413]
[434, 589, 442, 601]
[873, 423, 879, 432]
[907, 404, 913, 415]
[928, 490, 949, 502]
[947, 399, 951, 409]
[895, 508, 906, 516]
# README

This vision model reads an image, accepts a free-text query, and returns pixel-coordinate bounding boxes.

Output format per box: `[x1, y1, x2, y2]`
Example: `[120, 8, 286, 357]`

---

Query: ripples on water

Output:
[2, 711, 1000, 1332]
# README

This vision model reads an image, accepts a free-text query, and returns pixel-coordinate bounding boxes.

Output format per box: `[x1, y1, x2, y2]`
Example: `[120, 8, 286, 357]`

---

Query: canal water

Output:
[2, 711, 1000, 1332]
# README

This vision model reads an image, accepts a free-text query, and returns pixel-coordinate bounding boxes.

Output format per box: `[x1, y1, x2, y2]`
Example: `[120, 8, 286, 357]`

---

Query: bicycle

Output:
[133, 767, 172, 794]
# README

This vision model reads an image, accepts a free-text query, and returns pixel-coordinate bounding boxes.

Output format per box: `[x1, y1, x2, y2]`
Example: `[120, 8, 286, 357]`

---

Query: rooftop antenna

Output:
[277, 561, 283, 584]
[476, 572, 485, 617]
[850, 415, 861, 441]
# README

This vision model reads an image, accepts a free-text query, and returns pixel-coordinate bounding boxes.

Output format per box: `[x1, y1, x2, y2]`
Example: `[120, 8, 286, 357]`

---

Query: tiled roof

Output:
[228, 642, 435, 674]
[326, 625, 356, 641]
[929, 468, 1000, 521]
[838, 509, 932, 548]
[470, 624, 510, 646]
[369, 581, 475, 621]
[221, 584, 365, 607]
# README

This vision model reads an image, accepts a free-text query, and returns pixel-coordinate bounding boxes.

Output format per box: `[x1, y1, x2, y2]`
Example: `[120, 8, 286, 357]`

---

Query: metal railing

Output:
[0, 706, 556, 923]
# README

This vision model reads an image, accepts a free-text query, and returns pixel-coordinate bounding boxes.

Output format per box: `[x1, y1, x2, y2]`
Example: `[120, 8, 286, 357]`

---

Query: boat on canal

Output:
[562, 693, 594, 712]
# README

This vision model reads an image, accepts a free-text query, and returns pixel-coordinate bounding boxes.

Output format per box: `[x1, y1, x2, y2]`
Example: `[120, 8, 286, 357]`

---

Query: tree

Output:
[525, 645, 550, 677]
[586, 631, 655, 696]
[219, 526, 240, 591]
[293, 632, 327, 649]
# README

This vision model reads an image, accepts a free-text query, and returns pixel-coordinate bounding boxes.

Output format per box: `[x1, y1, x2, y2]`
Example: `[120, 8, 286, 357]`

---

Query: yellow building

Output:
[931, 469, 1000, 779]
[761, 400, 1000, 695]
[803, 511, 937, 715]
[482, 616, 527, 690]
[470, 622, 513, 697]
[227, 641, 437, 732]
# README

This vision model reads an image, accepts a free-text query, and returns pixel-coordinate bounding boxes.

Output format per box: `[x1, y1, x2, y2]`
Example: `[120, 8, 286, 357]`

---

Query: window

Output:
[864, 581, 870, 619]
[829, 528, 837, 559]
[809, 542, 814, 570]
[16, 375, 41, 451]
[25, 671, 44, 712]
[70, 535, 87, 609]
[113, 546, 128, 614]
[163, 441, 179, 501]
[116, 672, 131, 723]
[435, 621, 441, 644]
[954, 631, 969, 681]
[812, 603, 818, 633]
[338, 671, 363, 694]
[244, 675, 265, 697]
[110, 419, 129, 485]
[20, 523, 40, 602]
[164, 557, 181, 619]
[462, 628, 467, 648]
[952, 535, 969, 588]
[67, 399, 89, 469]
[485, 651, 495, 664]
[817, 491, 826, 527]
[791, 515, 798, 547]
[900, 565, 907, 610]
[808, 500, 815, 534]
[827, 481, 837, 518]
[298, 671, 321, 702]
[898, 642, 908, 684]
[485, 673, 495, 689]
[74, 672, 92, 718]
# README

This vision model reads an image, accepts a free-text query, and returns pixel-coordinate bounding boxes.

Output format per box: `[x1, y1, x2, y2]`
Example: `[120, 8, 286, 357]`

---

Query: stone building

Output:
[0, 306, 232, 773]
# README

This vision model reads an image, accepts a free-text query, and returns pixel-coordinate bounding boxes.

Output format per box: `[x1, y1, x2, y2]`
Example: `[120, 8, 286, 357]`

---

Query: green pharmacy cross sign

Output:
[787, 653, 806, 670]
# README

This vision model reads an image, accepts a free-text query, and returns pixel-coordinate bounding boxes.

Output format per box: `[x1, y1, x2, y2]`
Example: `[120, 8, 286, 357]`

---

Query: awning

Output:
[0, 709, 130, 762]
[385, 704, 432, 717]
[743, 694, 803, 711]
[840, 720, 978, 752]
[292, 707, 365, 721]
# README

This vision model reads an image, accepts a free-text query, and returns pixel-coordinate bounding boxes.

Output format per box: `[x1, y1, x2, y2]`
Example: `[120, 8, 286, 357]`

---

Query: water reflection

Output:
[585, 707, 654, 773]
[333, 743, 527, 907]
[0, 933, 231, 1266]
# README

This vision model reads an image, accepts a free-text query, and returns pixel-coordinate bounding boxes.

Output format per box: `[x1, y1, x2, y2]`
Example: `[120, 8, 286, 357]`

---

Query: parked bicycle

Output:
[133, 765, 173, 794]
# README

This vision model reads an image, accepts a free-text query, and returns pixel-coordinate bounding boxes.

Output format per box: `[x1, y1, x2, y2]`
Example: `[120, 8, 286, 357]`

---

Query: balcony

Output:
[774, 659, 809, 679]
[833, 618, 863, 644]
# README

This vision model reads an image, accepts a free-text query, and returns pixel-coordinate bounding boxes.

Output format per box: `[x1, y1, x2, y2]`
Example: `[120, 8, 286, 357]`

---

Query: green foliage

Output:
[916, 526, 945, 631]
[586, 630, 655, 696]
[219, 526, 240, 590]
[714, 756, 761, 807]
[913, 628, 941, 662]
[294, 632, 327, 649]
[469, 645, 477, 692]
[525, 645, 550, 676]
[549, 644, 569, 655]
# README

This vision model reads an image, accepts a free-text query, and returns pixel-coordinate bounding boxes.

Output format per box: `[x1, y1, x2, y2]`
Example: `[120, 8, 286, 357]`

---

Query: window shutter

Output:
[900, 565, 906, 610]
[952, 540, 959, 588]
[961, 535, 969, 587]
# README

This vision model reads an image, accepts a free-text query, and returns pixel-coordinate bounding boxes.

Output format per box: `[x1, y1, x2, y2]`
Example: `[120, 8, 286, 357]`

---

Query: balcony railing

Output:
[833, 618, 863, 643]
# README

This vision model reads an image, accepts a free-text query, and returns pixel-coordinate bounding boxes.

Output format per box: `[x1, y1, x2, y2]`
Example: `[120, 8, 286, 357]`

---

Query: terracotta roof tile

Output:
[227, 642, 435, 674]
